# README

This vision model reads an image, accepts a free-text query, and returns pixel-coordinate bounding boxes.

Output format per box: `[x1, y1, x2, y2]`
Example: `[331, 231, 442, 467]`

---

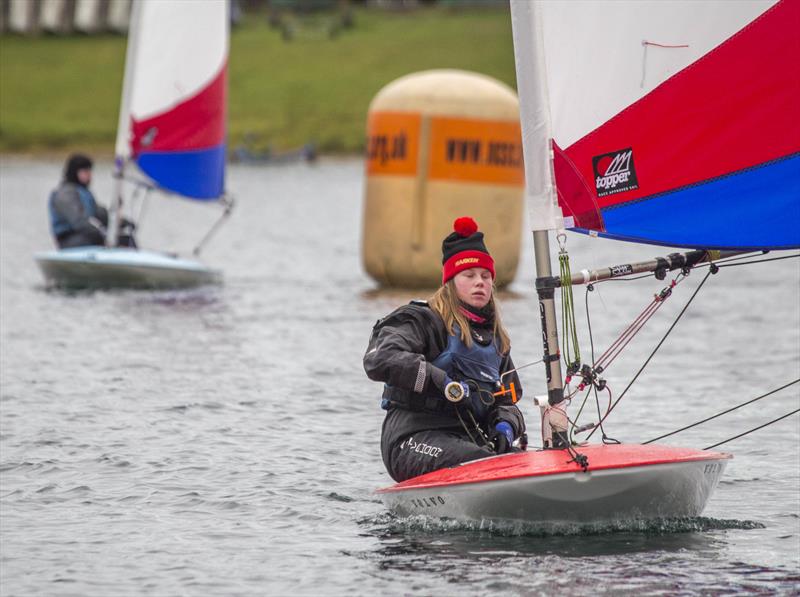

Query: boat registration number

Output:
[409, 496, 446, 509]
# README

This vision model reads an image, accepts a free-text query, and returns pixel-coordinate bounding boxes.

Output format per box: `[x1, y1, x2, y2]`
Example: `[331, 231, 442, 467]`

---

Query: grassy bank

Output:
[0, 6, 517, 156]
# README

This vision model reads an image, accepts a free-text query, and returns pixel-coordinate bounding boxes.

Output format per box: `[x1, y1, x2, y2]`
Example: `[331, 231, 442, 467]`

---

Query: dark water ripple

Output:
[1, 158, 799, 595]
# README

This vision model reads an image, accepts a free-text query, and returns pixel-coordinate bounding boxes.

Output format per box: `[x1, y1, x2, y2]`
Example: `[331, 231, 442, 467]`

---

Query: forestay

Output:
[510, 0, 799, 250]
[115, 0, 229, 200]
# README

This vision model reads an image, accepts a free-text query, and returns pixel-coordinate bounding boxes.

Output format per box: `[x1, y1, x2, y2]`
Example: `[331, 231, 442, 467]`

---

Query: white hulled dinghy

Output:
[35, 247, 220, 291]
[379, 445, 729, 525]
[378, 0, 798, 526]
[35, 0, 232, 290]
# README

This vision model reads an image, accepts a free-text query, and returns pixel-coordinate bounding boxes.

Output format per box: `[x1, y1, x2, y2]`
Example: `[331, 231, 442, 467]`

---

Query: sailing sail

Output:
[115, 0, 229, 200]
[511, 0, 799, 250]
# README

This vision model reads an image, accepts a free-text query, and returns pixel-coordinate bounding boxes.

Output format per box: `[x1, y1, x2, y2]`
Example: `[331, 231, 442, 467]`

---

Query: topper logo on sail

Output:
[593, 148, 639, 197]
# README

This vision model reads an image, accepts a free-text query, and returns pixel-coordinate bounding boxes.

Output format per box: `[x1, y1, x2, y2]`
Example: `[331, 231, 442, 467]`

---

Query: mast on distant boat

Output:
[107, 0, 142, 248]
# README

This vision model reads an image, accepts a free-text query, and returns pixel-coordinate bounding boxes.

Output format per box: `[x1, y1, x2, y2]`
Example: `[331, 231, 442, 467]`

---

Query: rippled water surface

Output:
[1, 157, 799, 595]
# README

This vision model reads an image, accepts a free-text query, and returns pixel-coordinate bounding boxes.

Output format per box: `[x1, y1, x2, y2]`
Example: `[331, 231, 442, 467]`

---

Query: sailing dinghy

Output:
[378, 0, 799, 526]
[378, 445, 730, 524]
[35, 0, 231, 290]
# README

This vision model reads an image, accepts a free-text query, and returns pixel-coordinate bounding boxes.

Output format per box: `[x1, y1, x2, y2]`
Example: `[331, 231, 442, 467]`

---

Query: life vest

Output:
[49, 184, 98, 237]
[379, 312, 503, 419]
[430, 325, 503, 420]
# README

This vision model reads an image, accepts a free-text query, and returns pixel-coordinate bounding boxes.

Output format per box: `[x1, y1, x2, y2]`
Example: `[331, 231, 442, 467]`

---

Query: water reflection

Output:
[363, 513, 763, 560]
[353, 514, 780, 594]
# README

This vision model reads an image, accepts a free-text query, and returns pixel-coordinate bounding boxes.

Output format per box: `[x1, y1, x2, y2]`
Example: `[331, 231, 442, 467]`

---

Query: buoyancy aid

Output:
[379, 311, 504, 419]
[430, 325, 503, 420]
[49, 184, 98, 237]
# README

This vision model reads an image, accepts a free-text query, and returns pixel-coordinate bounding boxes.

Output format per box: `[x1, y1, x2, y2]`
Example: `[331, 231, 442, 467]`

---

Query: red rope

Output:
[595, 300, 661, 370]
[592, 277, 685, 373]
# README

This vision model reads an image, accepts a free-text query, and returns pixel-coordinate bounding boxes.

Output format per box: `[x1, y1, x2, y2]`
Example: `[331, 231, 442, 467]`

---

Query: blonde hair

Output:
[428, 279, 511, 355]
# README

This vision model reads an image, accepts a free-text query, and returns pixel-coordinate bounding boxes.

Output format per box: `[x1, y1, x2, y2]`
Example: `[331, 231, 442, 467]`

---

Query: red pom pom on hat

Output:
[453, 216, 478, 237]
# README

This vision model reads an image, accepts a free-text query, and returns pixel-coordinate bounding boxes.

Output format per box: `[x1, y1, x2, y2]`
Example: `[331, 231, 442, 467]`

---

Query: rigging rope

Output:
[643, 379, 800, 444]
[592, 275, 685, 373]
[555, 249, 797, 444]
[704, 409, 800, 450]
[711, 252, 800, 269]
[564, 250, 798, 443]
[569, 281, 619, 441]
[133, 186, 151, 233]
[575, 270, 688, 442]
[590, 273, 658, 283]
[568, 385, 594, 443]
[586, 268, 715, 440]
[558, 235, 581, 374]
[588, 253, 798, 283]
[455, 407, 491, 449]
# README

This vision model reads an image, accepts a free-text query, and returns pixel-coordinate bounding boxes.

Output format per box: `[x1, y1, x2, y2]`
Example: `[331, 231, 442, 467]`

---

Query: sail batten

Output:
[510, 0, 799, 249]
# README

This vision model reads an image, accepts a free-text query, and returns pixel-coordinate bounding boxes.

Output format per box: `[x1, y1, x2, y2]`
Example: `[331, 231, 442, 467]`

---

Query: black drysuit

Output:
[364, 302, 525, 482]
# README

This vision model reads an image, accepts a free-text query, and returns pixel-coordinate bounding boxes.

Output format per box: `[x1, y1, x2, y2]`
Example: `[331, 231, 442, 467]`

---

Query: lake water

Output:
[1, 157, 798, 595]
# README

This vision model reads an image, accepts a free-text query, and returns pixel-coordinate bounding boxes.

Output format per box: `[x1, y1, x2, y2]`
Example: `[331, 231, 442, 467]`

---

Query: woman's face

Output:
[453, 268, 493, 308]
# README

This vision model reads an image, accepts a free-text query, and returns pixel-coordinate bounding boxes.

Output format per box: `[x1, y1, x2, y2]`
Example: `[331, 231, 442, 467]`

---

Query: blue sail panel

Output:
[576, 154, 800, 250]
[136, 144, 226, 201]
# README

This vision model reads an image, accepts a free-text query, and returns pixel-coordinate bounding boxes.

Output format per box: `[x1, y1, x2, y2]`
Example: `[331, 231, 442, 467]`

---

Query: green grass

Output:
[0, 6, 517, 155]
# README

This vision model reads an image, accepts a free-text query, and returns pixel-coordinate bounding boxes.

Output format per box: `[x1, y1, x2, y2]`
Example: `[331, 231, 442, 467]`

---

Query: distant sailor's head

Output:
[441, 216, 495, 309]
[64, 153, 93, 187]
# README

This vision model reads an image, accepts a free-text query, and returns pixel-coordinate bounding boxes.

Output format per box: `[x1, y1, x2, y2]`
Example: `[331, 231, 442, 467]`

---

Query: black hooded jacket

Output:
[364, 301, 526, 451]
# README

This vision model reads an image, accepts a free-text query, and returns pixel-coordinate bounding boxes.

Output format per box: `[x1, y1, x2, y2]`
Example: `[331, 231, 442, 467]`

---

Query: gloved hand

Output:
[88, 216, 107, 233]
[443, 376, 469, 403]
[491, 421, 515, 454]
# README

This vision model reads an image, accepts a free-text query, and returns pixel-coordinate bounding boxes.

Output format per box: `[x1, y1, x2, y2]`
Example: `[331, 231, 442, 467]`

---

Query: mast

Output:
[510, 1, 566, 406]
[533, 230, 564, 405]
[107, 160, 124, 248]
[107, 0, 142, 247]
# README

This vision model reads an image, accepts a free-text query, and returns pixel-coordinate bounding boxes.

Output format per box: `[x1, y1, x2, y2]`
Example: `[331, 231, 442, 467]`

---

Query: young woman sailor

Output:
[364, 217, 526, 482]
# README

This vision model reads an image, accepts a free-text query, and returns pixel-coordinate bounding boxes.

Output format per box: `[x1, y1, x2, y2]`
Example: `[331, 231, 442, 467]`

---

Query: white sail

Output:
[509, 1, 562, 232]
[113, 0, 141, 160]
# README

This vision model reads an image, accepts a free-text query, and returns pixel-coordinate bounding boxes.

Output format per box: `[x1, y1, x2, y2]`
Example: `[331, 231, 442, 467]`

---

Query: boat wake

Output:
[364, 511, 765, 537]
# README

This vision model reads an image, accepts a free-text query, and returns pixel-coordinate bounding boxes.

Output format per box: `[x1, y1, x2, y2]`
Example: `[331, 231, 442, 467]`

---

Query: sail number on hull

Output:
[408, 496, 447, 509]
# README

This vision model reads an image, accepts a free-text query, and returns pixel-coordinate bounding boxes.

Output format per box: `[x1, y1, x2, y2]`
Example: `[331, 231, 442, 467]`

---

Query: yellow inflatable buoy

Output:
[362, 69, 525, 288]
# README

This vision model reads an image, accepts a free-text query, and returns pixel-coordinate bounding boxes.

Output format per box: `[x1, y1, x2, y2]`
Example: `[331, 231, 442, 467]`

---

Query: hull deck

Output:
[377, 444, 731, 525]
[34, 247, 221, 290]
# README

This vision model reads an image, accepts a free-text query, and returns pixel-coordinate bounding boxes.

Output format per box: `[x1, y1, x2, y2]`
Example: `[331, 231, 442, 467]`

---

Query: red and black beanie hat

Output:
[441, 216, 495, 284]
